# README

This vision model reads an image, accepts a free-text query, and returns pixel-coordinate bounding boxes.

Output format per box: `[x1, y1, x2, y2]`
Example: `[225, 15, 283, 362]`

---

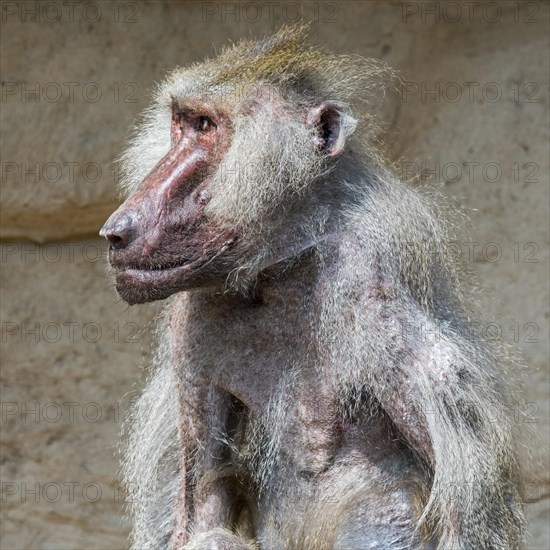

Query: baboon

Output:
[100, 26, 525, 549]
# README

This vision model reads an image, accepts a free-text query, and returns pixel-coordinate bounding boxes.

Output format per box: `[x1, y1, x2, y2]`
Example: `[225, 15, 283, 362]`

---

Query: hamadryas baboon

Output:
[100, 26, 525, 550]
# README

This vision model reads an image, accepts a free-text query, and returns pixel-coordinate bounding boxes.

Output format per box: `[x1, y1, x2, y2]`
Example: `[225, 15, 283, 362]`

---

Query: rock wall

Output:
[1, 1, 548, 548]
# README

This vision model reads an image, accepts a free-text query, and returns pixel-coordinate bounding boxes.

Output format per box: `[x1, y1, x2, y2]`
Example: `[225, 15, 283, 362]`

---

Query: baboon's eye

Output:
[196, 116, 216, 132]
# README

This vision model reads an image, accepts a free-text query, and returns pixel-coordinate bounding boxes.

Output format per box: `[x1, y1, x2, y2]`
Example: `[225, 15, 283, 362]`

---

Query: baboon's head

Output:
[100, 26, 386, 304]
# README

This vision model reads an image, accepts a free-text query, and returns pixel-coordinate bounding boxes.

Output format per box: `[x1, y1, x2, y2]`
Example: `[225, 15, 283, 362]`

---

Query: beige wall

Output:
[1, 1, 548, 548]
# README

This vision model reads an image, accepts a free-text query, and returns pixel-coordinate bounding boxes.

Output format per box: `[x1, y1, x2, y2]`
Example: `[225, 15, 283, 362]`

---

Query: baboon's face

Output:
[100, 90, 351, 304]
[100, 100, 240, 304]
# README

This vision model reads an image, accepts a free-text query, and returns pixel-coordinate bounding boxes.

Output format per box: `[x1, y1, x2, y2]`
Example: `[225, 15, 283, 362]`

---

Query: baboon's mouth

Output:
[112, 259, 192, 273]
[110, 235, 239, 304]
[113, 258, 211, 304]
[113, 251, 222, 288]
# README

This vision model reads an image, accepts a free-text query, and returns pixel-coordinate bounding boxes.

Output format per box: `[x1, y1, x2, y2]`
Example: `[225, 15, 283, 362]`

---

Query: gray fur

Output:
[117, 26, 525, 550]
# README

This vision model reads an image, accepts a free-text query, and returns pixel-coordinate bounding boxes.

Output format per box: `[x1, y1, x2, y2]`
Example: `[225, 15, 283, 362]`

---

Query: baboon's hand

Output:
[183, 528, 258, 550]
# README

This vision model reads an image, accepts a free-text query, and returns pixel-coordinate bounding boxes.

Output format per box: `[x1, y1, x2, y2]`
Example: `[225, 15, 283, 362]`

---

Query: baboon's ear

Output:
[307, 102, 357, 157]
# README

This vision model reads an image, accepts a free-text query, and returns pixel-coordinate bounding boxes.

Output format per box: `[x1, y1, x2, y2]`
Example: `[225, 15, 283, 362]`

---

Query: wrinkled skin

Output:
[101, 101, 239, 304]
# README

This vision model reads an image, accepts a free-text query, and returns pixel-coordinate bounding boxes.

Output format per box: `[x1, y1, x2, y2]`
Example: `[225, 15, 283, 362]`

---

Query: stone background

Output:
[1, 1, 548, 548]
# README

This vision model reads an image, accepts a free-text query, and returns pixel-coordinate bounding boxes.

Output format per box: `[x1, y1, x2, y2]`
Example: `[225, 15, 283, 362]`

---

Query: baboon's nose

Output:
[100, 211, 137, 250]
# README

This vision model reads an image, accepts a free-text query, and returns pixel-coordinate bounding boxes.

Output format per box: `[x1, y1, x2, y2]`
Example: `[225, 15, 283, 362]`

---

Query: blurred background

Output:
[1, 1, 548, 548]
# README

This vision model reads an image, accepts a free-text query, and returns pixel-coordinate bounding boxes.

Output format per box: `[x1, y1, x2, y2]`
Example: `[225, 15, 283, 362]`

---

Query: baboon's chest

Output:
[169, 261, 351, 471]
[172, 261, 327, 408]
